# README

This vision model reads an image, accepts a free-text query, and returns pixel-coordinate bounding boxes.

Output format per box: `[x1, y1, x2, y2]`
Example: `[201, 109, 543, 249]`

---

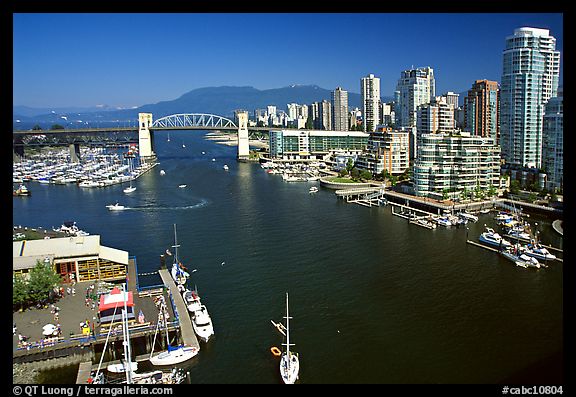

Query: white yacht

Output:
[106, 203, 126, 211]
[501, 249, 541, 269]
[309, 186, 319, 193]
[123, 186, 137, 193]
[479, 227, 512, 249]
[183, 288, 202, 314]
[192, 305, 214, 343]
[458, 212, 478, 222]
[223, 164, 229, 171]
[523, 244, 557, 261]
[436, 217, 453, 227]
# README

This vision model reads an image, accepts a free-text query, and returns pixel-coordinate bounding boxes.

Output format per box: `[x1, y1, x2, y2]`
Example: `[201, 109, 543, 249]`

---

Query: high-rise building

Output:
[361, 74, 380, 132]
[319, 100, 332, 131]
[500, 27, 560, 169]
[416, 96, 455, 135]
[381, 102, 395, 127]
[395, 67, 435, 128]
[332, 87, 349, 131]
[463, 80, 500, 143]
[355, 129, 410, 176]
[542, 89, 563, 191]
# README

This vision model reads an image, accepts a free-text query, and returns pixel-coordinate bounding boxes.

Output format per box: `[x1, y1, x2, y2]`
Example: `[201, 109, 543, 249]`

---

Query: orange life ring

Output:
[270, 346, 281, 357]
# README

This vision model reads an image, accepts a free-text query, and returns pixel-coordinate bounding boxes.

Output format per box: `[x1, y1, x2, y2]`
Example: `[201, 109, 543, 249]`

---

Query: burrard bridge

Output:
[12, 111, 268, 161]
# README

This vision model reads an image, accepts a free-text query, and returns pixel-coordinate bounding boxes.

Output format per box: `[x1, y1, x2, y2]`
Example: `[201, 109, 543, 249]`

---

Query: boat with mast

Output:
[123, 155, 136, 193]
[149, 296, 199, 366]
[170, 224, 190, 285]
[278, 292, 299, 384]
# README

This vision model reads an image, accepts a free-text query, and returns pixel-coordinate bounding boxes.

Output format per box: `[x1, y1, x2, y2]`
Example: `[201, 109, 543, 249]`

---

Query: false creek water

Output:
[13, 130, 563, 384]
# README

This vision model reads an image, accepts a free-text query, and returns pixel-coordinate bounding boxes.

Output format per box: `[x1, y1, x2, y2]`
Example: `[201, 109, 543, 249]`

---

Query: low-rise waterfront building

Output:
[13, 235, 129, 282]
[269, 129, 369, 160]
[413, 132, 502, 199]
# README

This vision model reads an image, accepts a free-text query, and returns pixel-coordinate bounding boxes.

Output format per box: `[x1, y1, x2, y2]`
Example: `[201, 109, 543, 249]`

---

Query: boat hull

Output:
[149, 346, 199, 366]
[280, 352, 299, 384]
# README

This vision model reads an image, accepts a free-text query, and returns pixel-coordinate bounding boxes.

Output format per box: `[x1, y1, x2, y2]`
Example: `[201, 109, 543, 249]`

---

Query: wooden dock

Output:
[76, 361, 93, 384]
[157, 269, 199, 349]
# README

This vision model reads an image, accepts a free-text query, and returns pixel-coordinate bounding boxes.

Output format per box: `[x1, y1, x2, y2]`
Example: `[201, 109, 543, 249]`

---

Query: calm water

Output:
[13, 131, 563, 384]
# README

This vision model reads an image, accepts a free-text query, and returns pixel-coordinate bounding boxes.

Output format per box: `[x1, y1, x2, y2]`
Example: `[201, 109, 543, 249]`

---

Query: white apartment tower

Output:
[361, 74, 380, 132]
[542, 90, 563, 191]
[332, 87, 349, 131]
[394, 67, 436, 128]
[500, 27, 560, 169]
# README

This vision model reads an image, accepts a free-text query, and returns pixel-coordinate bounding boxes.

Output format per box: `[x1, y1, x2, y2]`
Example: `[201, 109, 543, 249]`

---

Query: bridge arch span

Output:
[151, 113, 237, 129]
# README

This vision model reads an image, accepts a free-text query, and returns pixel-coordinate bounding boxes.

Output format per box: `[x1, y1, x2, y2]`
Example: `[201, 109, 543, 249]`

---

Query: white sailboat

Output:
[123, 156, 136, 193]
[149, 297, 199, 366]
[279, 292, 299, 384]
[170, 224, 190, 285]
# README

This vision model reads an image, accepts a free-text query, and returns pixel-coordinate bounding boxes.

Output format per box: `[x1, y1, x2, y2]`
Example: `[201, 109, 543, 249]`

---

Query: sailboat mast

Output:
[285, 292, 291, 369]
[172, 224, 180, 264]
[122, 283, 133, 384]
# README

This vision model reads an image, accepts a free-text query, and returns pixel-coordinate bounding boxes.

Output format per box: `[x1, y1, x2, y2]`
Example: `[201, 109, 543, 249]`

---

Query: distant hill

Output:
[14, 85, 395, 124]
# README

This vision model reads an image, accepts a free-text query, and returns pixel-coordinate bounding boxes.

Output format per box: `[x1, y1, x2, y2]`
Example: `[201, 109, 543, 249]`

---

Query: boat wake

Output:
[121, 199, 209, 211]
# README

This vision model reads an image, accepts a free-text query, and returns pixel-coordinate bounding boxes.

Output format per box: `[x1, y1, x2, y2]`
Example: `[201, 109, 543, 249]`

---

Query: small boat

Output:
[169, 224, 190, 285]
[106, 203, 126, 211]
[223, 165, 229, 171]
[201, 151, 206, 155]
[183, 288, 202, 314]
[178, 184, 187, 188]
[123, 186, 137, 193]
[182, 144, 186, 148]
[458, 212, 478, 222]
[479, 227, 512, 249]
[523, 243, 557, 261]
[160, 170, 166, 176]
[479, 209, 491, 214]
[506, 229, 532, 241]
[436, 217, 452, 227]
[309, 186, 319, 193]
[211, 158, 216, 162]
[501, 248, 541, 268]
[13, 184, 31, 196]
[279, 293, 299, 384]
[192, 305, 214, 343]
[107, 361, 138, 373]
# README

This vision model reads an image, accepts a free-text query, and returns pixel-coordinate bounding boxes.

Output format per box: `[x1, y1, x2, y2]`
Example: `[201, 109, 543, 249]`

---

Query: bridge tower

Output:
[138, 113, 156, 162]
[236, 110, 249, 161]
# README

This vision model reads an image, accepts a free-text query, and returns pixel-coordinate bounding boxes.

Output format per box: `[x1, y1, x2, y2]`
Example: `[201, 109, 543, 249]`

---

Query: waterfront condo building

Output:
[332, 87, 349, 132]
[361, 74, 380, 132]
[463, 80, 500, 143]
[500, 27, 560, 169]
[413, 132, 502, 200]
[355, 128, 410, 176]
[416, 96, 455, 135]
[542, 90, 563, 192]
[269, 129, 368, 160]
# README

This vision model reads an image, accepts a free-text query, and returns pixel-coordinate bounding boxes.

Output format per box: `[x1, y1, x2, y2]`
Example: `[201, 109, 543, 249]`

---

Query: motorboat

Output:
[436, 217, 452, 227]
[107, 361, 138, 373]
[523, 243, 557, 261]
[479, 227, 512, 249]
[506, 228, 532, 241]
[160, 170, 166, 176]
[501, 249, 541, 269]
[223, 165, 229, 171]
[309, 186, 319, 193]
[13, 184, 31, 196]
[106, 203, 126, 211]
[182, 288, 202, 314]
[279, 293, 299, 384]
[123, 186, 137, 193]
[192, 305, 214, 343]
[458, 212, 478, 222]
[178, 184, 187, 188]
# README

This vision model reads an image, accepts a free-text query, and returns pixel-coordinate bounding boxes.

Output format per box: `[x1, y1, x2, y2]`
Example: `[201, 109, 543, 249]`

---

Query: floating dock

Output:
[157, 269, 199, 349]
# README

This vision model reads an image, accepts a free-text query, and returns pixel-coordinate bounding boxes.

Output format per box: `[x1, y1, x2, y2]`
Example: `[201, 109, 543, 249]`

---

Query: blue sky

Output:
[13, 13, 563, 108]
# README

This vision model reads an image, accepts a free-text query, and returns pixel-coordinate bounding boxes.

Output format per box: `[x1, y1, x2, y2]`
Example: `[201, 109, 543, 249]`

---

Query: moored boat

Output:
[479, 227, 512, 249]
[192, 305, 214, 343]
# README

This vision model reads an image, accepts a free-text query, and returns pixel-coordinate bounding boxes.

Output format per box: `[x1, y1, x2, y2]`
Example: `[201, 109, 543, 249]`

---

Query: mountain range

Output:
[13, 85, 395, 124]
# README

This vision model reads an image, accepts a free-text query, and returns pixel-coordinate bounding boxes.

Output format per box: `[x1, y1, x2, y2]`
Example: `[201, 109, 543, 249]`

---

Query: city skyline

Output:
[13, 13, 563, 109]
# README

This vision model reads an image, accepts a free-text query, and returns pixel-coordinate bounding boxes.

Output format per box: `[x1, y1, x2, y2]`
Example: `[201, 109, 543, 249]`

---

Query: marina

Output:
[12, 132, 563, 384]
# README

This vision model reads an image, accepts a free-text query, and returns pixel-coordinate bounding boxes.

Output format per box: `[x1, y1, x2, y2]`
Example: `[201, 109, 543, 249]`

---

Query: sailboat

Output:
[170, 224, 190, 285]
[123, 157, 136, 193]
[149, 296, 199, 366]
[279, 292, 299, 384]
[167, 132, 170, 142]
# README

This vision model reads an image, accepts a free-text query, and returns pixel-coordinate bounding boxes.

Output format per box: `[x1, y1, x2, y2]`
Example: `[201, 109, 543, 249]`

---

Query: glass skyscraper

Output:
[500, 27, 560, 169]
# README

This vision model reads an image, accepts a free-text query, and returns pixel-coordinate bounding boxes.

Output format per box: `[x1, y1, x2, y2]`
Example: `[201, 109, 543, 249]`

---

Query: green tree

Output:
[350, 167, 361, 181]
[13, 274, 29, 311]
[32, 124, 43, 131]
[26, 261, 61, 305]
[487, 184, 497, 197]
[50, 124, 65, 130]
[345, 158, 354, 174]
[360, 170, 372, 181]
[509, 180, 521, 195]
